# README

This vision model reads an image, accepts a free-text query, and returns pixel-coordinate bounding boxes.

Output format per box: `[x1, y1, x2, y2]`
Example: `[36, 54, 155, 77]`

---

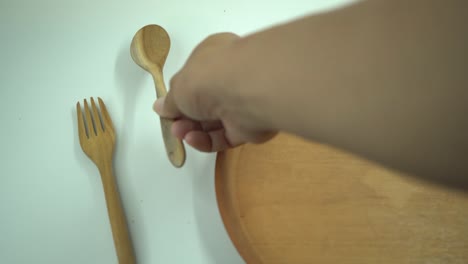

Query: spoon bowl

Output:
[131, 25, 170, 72]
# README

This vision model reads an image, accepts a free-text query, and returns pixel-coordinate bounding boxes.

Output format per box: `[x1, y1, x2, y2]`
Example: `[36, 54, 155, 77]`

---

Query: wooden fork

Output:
[76, 97, 136, 264]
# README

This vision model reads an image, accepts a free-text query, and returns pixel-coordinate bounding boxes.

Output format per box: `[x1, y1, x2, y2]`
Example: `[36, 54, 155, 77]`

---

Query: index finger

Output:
[153, 92, 182, 119]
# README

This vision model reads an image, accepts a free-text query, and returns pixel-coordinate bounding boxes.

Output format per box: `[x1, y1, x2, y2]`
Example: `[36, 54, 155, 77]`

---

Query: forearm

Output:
[231, 0, 468, 187]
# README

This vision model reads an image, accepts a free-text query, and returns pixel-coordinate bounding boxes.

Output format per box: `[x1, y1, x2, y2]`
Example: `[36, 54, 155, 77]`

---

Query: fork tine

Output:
[76, 102, 88, 140]
[90, 97, 104, 134]
[98, 97, 114, 133]
[84, 99, 96, 137]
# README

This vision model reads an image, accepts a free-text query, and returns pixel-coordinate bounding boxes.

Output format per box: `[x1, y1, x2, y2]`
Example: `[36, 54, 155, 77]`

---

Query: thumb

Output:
[153, 91, 182, 118]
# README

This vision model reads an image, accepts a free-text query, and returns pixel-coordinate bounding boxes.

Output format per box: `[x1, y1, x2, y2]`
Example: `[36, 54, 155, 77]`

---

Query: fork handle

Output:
[99, 162, 136, 264]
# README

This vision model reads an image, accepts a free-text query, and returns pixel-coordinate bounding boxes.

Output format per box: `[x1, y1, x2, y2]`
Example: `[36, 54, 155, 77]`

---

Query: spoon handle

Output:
[152, 69, 169, 98]
[160, 117, 186, 167]
[152, 71, 186, 167]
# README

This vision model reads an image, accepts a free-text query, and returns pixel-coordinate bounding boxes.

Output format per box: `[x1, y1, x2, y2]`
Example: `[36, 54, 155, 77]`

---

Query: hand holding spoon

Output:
[131, 24, 186, 167]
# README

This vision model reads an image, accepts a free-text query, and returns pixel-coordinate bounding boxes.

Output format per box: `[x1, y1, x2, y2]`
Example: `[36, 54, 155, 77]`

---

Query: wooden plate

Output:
[215, 133, 468, 264]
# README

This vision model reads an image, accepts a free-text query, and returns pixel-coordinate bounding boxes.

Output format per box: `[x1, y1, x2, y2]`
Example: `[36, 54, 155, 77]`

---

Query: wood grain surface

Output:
[77, 98, 136, 264]
[215, 133, 468, 264]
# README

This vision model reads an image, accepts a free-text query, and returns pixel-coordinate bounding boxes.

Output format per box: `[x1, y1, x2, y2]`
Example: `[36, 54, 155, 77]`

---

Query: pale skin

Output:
[154, 0, 468, 188]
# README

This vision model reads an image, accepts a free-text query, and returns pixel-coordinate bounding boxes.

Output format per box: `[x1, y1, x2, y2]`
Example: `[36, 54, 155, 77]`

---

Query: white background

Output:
[0, 0, 353, 263]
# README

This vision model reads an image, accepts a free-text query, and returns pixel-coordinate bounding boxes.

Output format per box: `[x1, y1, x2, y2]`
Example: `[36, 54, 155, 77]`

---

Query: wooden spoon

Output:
[131, 24, 186, 168]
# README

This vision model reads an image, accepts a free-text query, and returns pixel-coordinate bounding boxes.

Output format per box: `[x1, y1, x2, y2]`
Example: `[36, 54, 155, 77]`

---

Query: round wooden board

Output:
[215, 133, 468, 264]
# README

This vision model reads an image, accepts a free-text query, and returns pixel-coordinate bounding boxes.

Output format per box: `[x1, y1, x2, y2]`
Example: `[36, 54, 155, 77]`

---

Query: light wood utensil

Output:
[77, 97, 136, 264]
[130, 24, 186, 168]
[216, 133, 468, 263]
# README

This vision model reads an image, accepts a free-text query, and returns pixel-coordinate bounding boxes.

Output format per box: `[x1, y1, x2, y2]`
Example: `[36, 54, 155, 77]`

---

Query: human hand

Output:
[153, 33, 276, 152]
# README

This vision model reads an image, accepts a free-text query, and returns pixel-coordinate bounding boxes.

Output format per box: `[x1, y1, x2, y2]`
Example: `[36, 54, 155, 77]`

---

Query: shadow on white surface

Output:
[191, 154, 245, 264]
[113, 41, 149, 262]
[114, 41, 146, 134]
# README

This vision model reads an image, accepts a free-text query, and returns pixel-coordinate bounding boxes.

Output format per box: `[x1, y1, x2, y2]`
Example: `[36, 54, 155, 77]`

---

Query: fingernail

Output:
[153, 97, 165, 115]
